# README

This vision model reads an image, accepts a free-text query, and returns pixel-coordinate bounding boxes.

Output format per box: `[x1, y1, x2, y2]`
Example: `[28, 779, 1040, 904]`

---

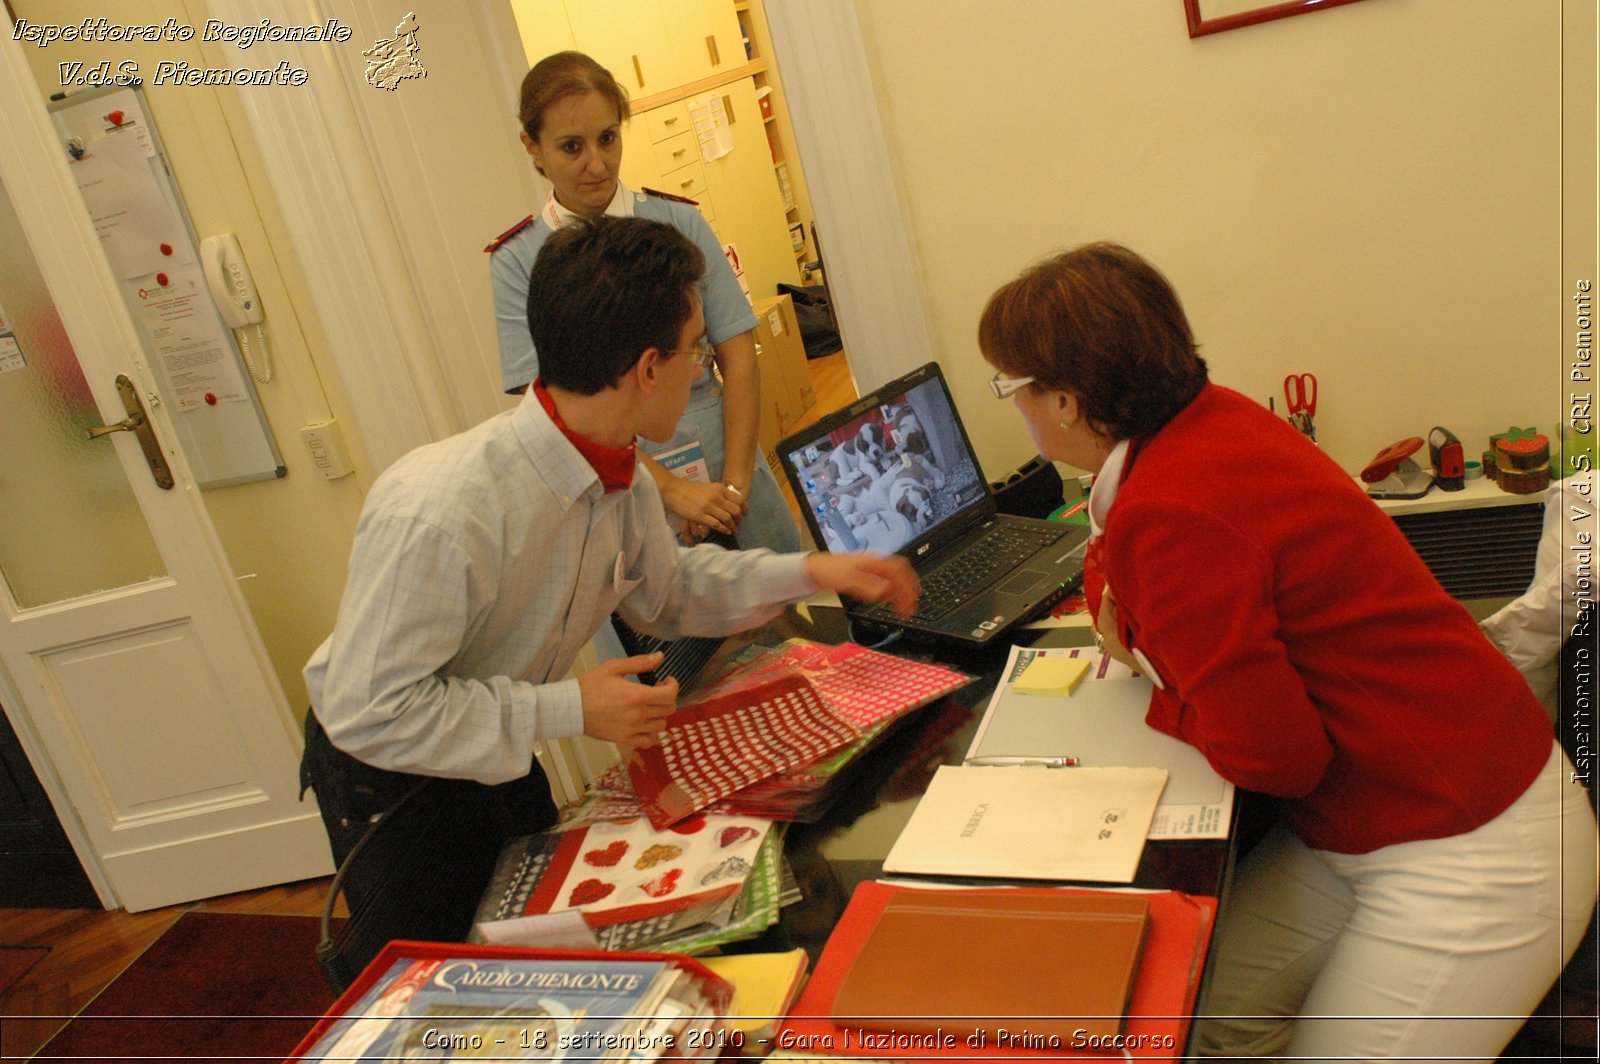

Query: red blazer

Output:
[1093, 384, 1550, 854]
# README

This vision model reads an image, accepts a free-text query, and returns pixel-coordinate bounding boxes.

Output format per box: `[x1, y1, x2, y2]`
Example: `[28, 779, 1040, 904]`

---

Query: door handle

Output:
[85, 413, 144, 438]
[83, 375, 175, 489]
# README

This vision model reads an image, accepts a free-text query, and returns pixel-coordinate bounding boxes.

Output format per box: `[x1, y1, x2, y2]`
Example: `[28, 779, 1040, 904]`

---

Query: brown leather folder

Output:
[831, 889, 1150, 1041]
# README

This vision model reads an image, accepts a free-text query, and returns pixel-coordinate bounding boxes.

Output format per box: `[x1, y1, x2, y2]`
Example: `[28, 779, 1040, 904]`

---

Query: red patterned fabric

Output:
[626, 673, 860, 829]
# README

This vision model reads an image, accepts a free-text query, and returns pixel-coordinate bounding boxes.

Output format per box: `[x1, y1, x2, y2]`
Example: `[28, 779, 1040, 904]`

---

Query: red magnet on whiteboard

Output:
[160, 243, 173, 256]
[156, 272, 169, 286]
[204, 393, 218, 406]
[107, 110, 124, 126]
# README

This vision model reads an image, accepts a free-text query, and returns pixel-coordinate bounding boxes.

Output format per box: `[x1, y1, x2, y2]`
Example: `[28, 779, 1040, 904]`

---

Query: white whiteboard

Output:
[49, 83, 283, 488]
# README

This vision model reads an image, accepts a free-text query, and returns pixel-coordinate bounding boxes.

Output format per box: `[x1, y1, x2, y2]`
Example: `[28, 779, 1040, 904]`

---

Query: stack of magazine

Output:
[290, 944, 734, 1063]
[465, 642, 966, 956]
[472, 813, 796, 955]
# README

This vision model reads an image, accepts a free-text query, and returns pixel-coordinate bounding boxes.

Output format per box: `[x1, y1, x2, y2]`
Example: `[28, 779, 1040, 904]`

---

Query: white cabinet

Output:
[562, 0, 688, 93]
[640, 102, 693, 142]
[665, 0, 748, 84]
[513, 1, 750, 95]
[697, 78, 798, 299]
[619, 78, 798, 302]
[650, 128, 700, 176]
[510, 0, 575, 67]
[620, 100, 712, 221]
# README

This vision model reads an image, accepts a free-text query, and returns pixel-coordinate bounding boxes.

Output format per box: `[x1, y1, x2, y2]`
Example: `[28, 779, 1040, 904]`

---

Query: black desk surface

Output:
[738, 607, 1245, 962]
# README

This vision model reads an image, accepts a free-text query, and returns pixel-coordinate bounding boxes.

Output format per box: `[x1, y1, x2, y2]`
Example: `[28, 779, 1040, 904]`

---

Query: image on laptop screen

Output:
[784, 375, 988, 556]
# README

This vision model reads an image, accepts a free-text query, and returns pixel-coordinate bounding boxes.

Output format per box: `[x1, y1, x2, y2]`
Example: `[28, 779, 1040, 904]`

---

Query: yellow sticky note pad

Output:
[1013, 656, 1091, 697]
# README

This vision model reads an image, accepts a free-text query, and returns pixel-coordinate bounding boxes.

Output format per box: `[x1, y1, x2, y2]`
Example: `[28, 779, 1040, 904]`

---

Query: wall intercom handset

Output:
[201, 233, 271, 383]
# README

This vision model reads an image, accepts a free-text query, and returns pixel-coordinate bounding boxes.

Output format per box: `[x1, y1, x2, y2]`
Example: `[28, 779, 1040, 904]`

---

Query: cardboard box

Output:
[751, 294, 815, 474]
[759, 294, 817, 413]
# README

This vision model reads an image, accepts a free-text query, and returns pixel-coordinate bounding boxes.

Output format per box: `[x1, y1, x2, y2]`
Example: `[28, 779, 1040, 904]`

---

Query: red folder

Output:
[778, 882, 1217, 1060]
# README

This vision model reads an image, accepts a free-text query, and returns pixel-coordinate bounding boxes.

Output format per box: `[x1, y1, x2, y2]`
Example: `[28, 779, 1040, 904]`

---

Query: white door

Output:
[0, 32, 331, 911]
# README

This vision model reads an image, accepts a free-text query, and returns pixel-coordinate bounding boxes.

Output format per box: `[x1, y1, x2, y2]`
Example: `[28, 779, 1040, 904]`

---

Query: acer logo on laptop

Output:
[917, 542, 932, 556]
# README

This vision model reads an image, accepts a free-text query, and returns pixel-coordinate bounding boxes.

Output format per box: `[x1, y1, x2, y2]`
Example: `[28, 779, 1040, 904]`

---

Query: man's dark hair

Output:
[527, 216, 705, 394]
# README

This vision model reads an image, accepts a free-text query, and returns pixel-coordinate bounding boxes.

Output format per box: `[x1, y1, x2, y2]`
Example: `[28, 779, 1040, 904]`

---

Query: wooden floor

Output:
[0, 352, 858, 1063]
[795, 349, 857, 427]
[0, 877, 337, 1059]
[775, 349, 857, 531]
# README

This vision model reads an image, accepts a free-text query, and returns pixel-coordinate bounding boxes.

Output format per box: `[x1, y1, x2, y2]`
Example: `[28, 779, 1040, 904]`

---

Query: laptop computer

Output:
[776, 362, 1088, 646]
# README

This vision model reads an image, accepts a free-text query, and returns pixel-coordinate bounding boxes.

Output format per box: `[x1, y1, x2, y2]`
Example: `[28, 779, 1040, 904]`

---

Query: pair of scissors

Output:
[1283, 373, 1318, 440]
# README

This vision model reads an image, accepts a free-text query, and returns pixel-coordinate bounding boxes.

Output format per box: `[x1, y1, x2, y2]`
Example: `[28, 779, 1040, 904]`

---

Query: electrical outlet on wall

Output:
[299, 419, 354, 479]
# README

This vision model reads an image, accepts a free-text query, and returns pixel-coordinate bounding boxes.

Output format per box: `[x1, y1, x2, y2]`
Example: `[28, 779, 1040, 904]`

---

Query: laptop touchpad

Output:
[996, 569, 1047, 596]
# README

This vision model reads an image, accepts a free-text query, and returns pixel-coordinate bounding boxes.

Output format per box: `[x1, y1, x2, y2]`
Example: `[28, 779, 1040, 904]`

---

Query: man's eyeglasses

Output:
[989, 372, 1035, 399]
[675, 339, 715, 369]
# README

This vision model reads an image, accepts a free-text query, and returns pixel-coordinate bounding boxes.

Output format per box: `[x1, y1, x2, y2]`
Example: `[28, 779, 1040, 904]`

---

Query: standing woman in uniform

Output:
[489, 51, 800, 553]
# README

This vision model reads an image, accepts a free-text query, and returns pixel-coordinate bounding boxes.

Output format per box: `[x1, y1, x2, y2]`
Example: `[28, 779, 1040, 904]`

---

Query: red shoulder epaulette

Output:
[642, 186, 700, 206]
[484, 215, 535, 253]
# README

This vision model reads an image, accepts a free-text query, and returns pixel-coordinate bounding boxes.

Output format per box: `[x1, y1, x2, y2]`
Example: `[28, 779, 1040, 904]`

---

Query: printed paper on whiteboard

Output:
[126, 266, 249, 410]
[68, 131, 191, 281]
[0, 335, 26, 374]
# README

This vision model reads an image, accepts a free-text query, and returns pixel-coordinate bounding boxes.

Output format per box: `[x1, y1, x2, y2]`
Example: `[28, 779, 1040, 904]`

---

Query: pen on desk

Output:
[965, 755, 1079, 768]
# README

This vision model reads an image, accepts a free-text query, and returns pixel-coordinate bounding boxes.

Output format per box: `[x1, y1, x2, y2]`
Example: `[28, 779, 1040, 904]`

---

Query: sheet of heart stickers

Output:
[537, 813, 771, 918]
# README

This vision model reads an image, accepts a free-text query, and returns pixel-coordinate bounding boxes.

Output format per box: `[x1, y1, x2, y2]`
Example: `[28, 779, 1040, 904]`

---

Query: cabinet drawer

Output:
[652, 130, 700, 175]
[656, 160, 709, 204]
[641, 103, 693, 144]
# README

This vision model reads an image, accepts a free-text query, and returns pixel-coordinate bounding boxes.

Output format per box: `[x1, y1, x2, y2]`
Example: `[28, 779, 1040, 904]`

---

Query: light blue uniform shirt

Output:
[489, 185, 800, 554]
[491, 186, 757, 394]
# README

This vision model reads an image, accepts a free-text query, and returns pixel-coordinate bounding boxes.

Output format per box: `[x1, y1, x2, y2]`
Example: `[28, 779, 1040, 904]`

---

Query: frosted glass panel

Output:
[0, 171, 165, 608]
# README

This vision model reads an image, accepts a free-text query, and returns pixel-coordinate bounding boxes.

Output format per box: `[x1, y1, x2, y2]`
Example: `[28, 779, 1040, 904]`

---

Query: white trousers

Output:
[1196, 742, 1598, 1063]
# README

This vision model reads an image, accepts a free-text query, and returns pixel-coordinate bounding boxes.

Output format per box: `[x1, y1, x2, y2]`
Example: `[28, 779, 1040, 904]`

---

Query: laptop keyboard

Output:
[862, 521, 1068, 624]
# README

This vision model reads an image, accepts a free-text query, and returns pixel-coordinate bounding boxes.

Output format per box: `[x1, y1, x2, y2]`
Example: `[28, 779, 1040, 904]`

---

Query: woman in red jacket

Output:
[979, 242, 1596, 1060]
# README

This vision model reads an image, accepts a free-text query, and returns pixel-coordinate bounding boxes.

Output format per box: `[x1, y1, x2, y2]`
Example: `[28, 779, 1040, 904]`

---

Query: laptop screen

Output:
[782, 367, 989, 556]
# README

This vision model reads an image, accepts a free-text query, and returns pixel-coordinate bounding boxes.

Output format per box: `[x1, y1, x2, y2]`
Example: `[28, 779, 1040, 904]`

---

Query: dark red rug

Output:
[0, 944, 50, 994]
[35, 911, 337, 1062]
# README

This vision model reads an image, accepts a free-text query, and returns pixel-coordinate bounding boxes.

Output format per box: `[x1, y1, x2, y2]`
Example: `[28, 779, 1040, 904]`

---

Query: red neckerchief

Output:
[532, 379, 636, 493]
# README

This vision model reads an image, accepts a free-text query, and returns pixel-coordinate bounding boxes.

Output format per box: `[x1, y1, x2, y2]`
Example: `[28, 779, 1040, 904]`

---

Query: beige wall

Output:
[9, 0, 1590, 721]
[14, 0, 371, 711]
[855, 0, 1575, 478]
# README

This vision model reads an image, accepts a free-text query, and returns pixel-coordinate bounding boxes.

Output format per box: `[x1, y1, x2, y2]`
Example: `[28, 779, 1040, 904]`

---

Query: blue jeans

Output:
[642, 383, 802, 555]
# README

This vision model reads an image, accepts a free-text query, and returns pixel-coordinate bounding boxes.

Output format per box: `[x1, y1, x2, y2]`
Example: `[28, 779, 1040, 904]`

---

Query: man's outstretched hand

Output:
[805, 552, 921, 618]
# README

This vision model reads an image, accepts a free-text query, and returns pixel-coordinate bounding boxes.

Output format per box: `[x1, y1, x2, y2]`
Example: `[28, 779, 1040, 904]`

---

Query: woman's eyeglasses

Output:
[989, 373, 1035, 399]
